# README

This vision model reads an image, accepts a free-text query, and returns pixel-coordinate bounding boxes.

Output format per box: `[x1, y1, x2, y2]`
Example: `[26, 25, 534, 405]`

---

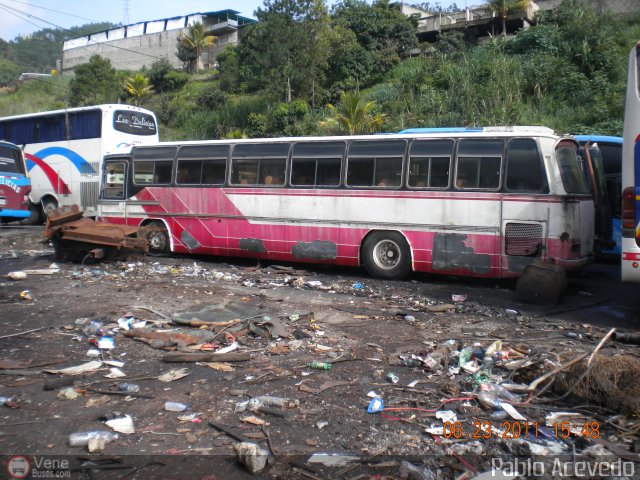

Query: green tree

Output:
[331, 0, 418, 87]
[68, 55, 120, 106]
[147, 58, 188, 92]
[486, 0, 530, 37]
[238, 0, 332, 102]
[269, 99, 309, 136]
[124, 73, 154, 106]
[0, 58, 20, 87]
[328, 91, 385, 134]
[177, 22, 216, 73]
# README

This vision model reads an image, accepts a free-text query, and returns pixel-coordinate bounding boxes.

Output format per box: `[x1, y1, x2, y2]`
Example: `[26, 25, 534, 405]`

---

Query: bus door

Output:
[580, 142, 614, 253]
[100, 157, 130, 222]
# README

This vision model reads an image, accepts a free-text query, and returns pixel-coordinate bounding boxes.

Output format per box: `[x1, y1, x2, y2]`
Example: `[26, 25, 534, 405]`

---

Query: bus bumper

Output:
[553, 255, 594, 269]
[0, 209, 31, 218]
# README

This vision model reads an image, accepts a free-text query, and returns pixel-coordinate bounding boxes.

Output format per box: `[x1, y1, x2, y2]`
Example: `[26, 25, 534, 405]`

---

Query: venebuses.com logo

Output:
[6, 456, 71, 479]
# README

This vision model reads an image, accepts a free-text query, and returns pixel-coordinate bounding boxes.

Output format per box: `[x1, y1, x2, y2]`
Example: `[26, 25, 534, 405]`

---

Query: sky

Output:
[0, 0, 461, 42]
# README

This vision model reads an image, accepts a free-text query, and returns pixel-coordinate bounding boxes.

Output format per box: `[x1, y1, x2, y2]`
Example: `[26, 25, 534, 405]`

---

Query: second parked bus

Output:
[0, 141, 30, 223]
[0, 104, 158, 223]
[98, 127, 594, 284]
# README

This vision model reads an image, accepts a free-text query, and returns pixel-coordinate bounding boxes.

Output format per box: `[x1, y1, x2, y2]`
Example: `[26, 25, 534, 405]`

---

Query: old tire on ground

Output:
[144, 222, 170, 254]
[362, 231, 412, 280]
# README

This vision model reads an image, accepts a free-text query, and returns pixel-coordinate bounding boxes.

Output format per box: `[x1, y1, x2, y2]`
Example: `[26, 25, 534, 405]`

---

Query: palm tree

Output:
[487, 0, 530, 37]
[328, 91, 386, 135]
[124, 73, 153, 106]
[179, 22, 216, 73]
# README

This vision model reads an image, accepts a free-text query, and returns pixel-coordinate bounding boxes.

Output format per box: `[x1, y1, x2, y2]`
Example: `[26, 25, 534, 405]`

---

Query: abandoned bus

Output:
[0, 141, 30, 223]
[0, 105, 158, 223]
[98, 127, 594, 282]
[622, 42, 640, 282]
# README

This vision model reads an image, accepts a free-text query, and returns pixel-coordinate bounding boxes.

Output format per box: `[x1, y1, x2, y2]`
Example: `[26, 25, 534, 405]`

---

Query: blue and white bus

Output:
[0, 105, 158, 223]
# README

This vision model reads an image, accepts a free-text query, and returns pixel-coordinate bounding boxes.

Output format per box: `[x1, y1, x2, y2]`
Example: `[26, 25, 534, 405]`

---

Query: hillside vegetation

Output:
[0, 0, 639, 139]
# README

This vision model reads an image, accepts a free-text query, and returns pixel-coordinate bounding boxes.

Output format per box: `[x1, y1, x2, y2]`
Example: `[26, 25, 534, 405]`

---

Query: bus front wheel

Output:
[362, 231, 412, 280]
[143, 222, 170, 254]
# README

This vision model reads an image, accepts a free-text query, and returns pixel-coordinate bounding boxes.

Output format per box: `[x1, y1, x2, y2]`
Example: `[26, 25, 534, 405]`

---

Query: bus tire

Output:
[41, 198, 58, 221]
[20, 202, 43, 225]
[144, 222, 170, 254]
[362, 231, 412, 280]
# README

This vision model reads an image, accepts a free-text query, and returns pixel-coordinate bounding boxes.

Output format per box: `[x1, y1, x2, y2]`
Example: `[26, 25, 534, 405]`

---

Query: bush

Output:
[196, 86, 229, 110]
[163, 71, 189, 92]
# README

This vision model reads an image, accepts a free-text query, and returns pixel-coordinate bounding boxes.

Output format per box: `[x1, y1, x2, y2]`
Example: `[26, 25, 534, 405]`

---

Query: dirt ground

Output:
[1, 225, 640, 479]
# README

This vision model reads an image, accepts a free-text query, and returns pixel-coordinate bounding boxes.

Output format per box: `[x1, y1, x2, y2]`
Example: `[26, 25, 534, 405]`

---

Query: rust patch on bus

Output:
[180, 230, 201, 251]
[432, 233, 491, 274]
[239, 238, 266, 253]
[292, 241, 337, 260]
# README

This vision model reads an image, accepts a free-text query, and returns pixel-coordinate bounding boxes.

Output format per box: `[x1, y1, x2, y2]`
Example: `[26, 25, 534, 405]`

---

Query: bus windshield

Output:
[556, 145, 589, 194]
[0, 144, 25, 174]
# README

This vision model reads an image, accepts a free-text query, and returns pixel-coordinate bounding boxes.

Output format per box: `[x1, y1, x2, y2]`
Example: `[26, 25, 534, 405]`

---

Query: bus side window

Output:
[132, 146, 177, 185]
[202, 159, 227, 184]
[456, 139, 503, 190]
[231, 143, 289, 186]
[408, 140, 453, 188]
[347, 140, 405, 188]
[505, 138, 547, 193]
[176, 145, 229, 185]
[154, 161, 173, 184]
[177, 160, 203, 184]
[291, 141, 344, 187]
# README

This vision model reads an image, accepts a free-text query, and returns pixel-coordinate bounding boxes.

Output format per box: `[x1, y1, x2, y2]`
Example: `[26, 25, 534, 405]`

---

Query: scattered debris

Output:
[234, 442, 269, 474]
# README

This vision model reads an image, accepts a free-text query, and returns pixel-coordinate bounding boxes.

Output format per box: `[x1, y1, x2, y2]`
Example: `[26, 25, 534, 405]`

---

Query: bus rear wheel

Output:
[362, 231, 411, 280]
[143, 222, 170, 254]
[20, 202, 43, 225]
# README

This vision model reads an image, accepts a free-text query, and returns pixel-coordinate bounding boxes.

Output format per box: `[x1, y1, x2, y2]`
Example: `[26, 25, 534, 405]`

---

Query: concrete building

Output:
[61, 9, 255, 75]
[410, 0, 639, 43]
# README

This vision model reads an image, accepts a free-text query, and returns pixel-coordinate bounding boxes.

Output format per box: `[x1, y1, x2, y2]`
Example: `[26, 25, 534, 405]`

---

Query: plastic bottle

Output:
[309, 361, 332, 370]
[488, 383, 521, 402]
[458, 346, 474, 367]
[69, 431, 118, 447]
[164, 401, 189, 412]
[476, 390, 501, 410]
[402, 357, 422, 368]
[118, 383, 140, 393]
[85, 321, 105, 337]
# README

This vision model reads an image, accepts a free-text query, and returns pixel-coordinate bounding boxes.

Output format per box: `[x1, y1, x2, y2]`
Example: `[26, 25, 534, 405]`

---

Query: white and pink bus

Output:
[98, 127, 594, 285]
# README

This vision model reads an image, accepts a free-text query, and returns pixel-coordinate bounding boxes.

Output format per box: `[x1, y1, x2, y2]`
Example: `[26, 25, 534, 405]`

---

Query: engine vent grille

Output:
[505, 222, 543, 256]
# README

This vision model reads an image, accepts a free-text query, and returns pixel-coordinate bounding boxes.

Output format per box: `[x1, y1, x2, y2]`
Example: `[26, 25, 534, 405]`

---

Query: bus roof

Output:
[128, 129, 564, 151]
[0, 104, 155, 122]
[399, 126, 556, 135]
